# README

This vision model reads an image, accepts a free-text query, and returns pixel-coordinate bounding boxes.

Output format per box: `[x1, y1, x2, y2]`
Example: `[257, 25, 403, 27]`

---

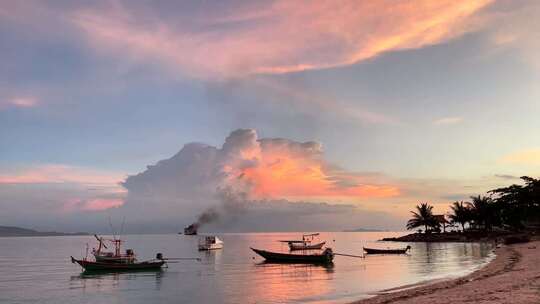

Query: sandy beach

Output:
[351, 240, 540, 304]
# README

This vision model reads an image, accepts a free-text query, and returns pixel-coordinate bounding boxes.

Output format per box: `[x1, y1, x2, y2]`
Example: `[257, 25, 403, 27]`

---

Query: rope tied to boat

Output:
[333, 253, 365, 258]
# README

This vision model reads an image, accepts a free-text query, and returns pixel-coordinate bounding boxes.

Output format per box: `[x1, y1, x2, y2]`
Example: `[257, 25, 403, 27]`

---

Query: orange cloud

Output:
[73, 0, 493, 78]
[219, 130, 399, 201]
[239, 155, 399, 200]
[500, 148, 540, 166]
[122, 129, 399, 207]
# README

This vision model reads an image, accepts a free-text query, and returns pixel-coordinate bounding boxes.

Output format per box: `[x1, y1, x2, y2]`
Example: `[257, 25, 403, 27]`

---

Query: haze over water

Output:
[0, 232, 494, 304]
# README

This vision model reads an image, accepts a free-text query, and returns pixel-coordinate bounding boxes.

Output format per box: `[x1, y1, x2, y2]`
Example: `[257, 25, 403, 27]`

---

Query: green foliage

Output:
[489, 176, 540, 228]
[409, 176, 540, 232]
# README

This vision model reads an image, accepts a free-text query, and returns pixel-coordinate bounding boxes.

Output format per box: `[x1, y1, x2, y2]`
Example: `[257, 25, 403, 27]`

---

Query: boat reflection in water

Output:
[70, 269, 165, 293]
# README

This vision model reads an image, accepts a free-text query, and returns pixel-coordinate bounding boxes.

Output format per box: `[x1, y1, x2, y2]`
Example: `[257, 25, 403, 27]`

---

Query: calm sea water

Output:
[0, 232, 494, 304]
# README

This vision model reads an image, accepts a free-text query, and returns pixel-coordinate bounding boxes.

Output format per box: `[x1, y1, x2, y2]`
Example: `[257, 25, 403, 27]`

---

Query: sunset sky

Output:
[1, 0, 540, 232]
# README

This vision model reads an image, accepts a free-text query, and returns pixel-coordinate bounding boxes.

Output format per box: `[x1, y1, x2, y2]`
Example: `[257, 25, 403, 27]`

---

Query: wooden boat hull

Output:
[288, 241, 326, 251]
[71, 257, 165, 271]
[251, 248, 333, 264]
[363, 247, 409, 254]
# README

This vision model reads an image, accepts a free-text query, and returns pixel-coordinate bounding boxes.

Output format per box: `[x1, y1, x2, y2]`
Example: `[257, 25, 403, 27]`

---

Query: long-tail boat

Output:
[251, 247, 334, 264]
[363, 245, 411, 255]
[279, 233, 326, 251]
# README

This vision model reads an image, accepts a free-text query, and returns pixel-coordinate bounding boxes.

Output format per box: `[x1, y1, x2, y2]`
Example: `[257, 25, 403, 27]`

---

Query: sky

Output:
[1, 0, 540, 233]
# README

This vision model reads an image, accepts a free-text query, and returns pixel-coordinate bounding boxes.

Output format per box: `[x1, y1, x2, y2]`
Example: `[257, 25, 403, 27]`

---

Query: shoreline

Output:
[380, 231, 529, 243]
[350, 240, 540, 304]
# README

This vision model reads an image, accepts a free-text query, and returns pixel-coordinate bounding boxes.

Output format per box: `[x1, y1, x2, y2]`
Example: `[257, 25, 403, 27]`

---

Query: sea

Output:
[0, 232, 494, 304]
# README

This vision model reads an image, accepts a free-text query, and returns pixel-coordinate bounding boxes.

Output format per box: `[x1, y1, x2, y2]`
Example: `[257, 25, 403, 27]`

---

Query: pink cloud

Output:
[0, 164, 125, 186]
[433, 116, 463, 125]
[0, 96, 38, 110]
[63, 198, 124, 212]
[72, 0, 493, 79]
[82, 198, 124, 211]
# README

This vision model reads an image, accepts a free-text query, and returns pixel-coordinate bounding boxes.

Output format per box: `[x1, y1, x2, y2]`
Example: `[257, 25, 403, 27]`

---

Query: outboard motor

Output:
[126, 249, 134, 256]
[156, 253, 163, 260]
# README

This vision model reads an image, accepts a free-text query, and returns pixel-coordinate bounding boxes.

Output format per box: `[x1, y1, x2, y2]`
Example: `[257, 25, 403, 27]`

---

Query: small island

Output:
[0, 226, 89, 237]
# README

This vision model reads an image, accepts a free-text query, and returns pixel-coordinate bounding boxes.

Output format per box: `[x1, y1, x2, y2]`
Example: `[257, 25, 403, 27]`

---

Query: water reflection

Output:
[70, 269, 164, 291]
[256, 261, 335, 273]
[0, 233, 495, 304]
[248, 261, 335, 303]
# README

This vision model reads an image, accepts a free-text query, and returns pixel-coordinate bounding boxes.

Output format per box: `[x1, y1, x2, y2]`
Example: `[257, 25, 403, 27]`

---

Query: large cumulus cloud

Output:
[121, 129, 400, 231]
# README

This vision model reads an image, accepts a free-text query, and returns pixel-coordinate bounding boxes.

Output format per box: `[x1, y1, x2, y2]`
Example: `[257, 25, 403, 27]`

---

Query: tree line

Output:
[407, 176, 540, 233]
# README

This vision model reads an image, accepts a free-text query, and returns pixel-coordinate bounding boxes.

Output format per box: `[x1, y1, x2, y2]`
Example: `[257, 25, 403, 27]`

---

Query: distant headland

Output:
[0, 226, 89, 237]
[343, 228, 387, 232]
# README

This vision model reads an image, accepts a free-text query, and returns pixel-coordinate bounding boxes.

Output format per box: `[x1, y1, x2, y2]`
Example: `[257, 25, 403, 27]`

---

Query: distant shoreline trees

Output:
[407, 176, 540, 233]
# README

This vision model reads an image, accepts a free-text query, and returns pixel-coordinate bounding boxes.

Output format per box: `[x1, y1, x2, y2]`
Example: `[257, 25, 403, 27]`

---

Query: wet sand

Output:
[351, 241, 540, 304]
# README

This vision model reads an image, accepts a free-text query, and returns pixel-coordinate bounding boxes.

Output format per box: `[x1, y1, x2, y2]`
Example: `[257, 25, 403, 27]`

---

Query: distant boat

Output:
[279, 233, 326, 251]
[251, 247, 334, 264]
[198, 236, 223, 251]
[363, 245, 411, 255]
[183, 224, 198, 235]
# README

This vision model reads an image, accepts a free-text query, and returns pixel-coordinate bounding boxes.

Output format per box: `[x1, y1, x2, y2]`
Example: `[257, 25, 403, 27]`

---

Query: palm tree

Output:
[468, 195, 494, 231]
[448, 201, 470, 232]
[407, 203, 438, 233]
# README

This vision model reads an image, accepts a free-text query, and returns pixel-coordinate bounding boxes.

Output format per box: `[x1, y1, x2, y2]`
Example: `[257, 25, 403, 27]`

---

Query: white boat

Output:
[288, 241, 326, 251]
[198, 236, 224, 251]
[279, 233, 326, 251]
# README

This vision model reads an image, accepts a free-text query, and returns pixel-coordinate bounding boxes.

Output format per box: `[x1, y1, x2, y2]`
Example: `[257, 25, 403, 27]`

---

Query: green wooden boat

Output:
[71, 256, 165, 271]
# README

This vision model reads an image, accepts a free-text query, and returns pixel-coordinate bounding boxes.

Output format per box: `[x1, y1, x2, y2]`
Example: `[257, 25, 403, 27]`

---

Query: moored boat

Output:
[288, 241, 326, 251]
[363, 245, 411, 255]
[198, 236, 224, 251]
[71, 235, 167, 272]
[279, 233, 326, 251]
[251, 247, 334, 264]
[183, 224, 198, 235]
[71, 256, 165, 271]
